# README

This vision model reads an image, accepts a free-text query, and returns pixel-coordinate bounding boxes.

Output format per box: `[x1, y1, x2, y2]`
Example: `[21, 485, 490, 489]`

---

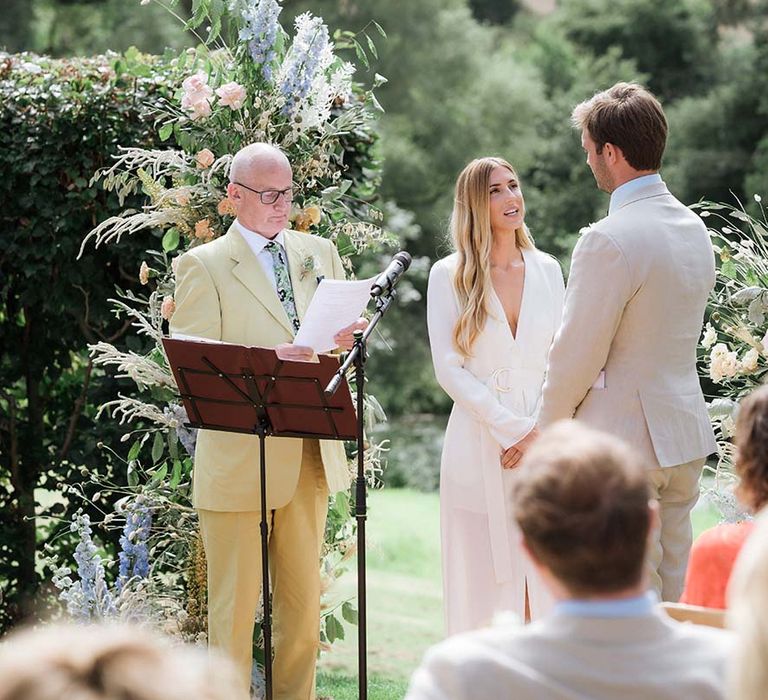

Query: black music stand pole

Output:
[352, 328, 368, 700]
[326, 290, 398, 700]
[255, 416, 273, 699]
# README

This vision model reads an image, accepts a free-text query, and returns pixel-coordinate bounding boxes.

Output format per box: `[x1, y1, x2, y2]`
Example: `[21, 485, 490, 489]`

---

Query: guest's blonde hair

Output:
[727, 510, 768, 700]
[0, 623, 247, 700]
[450, 157, 534, 356]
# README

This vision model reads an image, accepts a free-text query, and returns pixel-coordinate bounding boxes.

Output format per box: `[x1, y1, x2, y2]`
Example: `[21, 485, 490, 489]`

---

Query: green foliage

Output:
[554, 0, 719, 100]
[0, 51, 175, 629]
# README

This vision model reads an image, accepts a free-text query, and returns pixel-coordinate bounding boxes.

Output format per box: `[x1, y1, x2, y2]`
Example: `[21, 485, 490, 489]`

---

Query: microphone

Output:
[370, 251, 412, 297]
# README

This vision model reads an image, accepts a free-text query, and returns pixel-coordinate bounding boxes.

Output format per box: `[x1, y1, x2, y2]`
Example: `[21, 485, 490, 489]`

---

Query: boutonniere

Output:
[300, 254, 322, 281]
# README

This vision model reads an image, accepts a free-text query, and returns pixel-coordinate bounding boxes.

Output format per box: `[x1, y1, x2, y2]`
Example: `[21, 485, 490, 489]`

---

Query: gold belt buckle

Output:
[491, 367, 514, 393]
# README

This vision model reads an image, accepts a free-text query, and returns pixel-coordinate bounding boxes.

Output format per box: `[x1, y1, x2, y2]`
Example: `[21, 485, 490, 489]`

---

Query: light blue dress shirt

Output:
[554, 591, 658, 618]
[608, 173, 663, 215]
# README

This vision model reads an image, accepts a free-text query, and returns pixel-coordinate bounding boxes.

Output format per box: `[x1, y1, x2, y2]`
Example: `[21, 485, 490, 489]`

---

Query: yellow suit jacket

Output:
[170, 223, 351, 511]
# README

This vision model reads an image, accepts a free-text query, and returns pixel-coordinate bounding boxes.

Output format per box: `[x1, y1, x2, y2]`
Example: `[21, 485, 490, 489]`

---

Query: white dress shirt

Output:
[608, 172, 662, 214]
[234, 219, 287, 292]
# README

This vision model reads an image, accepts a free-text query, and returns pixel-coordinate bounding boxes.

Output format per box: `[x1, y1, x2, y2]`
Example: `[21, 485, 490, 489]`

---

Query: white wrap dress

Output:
[427, 247, 565, 635]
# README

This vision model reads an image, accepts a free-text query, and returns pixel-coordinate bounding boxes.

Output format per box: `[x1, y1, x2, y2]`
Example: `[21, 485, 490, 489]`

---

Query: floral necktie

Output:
[264, 240, 300, 333]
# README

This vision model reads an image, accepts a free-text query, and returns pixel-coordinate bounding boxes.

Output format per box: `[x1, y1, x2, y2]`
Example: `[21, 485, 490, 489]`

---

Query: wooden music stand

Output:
[162, 337, 356, 700]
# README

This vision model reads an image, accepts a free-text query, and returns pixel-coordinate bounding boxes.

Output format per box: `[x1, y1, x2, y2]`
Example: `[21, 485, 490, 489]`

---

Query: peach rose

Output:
[161, 295, 176, 320]
[217, 197, 236, 217]
[194, 219, 213, 240]
[195, 148, 215, 169]
[139, 261, 150, 285]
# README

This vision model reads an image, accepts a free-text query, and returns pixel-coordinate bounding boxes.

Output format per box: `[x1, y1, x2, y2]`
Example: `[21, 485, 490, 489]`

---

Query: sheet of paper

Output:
[293, 276, 375, 353]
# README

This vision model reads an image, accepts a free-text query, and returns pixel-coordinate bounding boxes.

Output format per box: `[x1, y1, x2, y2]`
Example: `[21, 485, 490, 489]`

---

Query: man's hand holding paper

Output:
[292, 277, 375, 353]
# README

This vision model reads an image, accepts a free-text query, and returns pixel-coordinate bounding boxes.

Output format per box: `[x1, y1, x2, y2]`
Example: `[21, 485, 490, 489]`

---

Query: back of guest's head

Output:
[727, 510, 768, 700]
[512, 421, 652, 596]
[571, 82, 667, 171]
[0, 623, 246, 700]
[734, 385, 768, 512]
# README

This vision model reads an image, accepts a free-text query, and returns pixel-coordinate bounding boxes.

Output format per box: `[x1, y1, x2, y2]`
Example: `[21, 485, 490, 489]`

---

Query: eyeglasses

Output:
[233, 182, 294, 205]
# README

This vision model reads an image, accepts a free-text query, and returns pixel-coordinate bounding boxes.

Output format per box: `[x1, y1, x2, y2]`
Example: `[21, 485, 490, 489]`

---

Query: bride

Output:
[427, 156, 565, 635]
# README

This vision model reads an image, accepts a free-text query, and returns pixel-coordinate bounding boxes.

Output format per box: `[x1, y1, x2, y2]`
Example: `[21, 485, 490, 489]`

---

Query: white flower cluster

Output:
[709, 343, 762, 382]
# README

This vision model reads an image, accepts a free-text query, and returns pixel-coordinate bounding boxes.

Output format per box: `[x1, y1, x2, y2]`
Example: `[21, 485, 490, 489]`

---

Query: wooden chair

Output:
[659, 602, 727, 629]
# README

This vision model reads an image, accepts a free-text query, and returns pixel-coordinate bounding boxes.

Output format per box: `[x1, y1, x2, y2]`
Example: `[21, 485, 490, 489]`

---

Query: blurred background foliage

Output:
[2, 0, 767, 491]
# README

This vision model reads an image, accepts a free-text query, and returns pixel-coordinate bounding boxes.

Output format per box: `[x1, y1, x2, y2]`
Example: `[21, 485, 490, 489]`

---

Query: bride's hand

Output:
[500, 427, 540, 470]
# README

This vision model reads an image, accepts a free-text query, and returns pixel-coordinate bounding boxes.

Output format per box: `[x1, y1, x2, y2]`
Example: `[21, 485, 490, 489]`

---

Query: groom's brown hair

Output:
[512, 422, 652, 596]
[572, 82, 667, 171]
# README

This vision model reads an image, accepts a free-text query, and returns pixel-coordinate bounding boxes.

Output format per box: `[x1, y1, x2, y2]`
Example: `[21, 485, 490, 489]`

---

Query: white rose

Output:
[701, 324, 717, 349]
[709, 344, 739, 383]
[741, 347, 760, 373]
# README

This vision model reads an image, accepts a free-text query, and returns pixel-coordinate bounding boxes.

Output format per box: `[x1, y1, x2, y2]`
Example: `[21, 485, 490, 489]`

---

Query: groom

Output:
[538, 82, 717, 601]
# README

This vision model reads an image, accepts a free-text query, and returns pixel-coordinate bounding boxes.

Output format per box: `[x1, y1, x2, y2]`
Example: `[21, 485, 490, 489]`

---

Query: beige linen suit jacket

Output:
[539, 182, 717, 468]
[170, 223, 350, 511]
[405, 608, 733, 700]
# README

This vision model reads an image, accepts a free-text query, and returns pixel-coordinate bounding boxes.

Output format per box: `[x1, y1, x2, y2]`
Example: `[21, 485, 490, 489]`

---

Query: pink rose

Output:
[161, 295, 176, 320]
[195, 148, 215, 169]
[215, 81, 247, 110]
[181, 72, 213, 120]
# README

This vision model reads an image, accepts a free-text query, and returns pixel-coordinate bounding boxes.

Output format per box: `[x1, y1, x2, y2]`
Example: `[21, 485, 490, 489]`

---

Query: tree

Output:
[0, 52, 173, 629]
[554, 0, 719, 100]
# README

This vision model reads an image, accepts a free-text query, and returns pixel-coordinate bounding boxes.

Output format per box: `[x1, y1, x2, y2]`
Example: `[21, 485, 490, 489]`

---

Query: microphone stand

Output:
[325, 288, 397, 700]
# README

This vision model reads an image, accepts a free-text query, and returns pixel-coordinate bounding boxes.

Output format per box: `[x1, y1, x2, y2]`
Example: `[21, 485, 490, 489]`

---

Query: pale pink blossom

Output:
[215, 81, 247, 110]
[195, 148, 215, 169]
[171, 257, 180, 277]
[161, 295, 176, 320]
[139, 261, 150, 285]
[181, 72, 213, 120]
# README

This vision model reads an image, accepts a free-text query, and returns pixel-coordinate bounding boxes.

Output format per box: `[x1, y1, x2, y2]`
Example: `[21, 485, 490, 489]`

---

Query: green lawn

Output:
[316, 487, 723, 700]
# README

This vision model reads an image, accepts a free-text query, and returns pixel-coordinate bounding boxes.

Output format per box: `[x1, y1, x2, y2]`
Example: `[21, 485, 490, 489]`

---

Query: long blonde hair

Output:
[451, 157, 534, 356]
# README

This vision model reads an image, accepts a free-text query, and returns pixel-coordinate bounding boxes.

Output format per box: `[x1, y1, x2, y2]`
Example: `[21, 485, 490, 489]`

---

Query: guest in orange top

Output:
[680, 385, 768, 609]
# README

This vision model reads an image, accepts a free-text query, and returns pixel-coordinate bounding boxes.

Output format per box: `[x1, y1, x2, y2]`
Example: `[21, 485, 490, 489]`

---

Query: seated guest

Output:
[0, 623, 246, 700]
[405, 422, 733, 700]
[726, 510, 768, 700]
[680, 385, 768, 608]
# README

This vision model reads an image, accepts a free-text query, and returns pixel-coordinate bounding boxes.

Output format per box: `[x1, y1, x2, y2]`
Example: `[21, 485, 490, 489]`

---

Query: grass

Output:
[317, 489, 442, 699]
[315, 487, 725, 700]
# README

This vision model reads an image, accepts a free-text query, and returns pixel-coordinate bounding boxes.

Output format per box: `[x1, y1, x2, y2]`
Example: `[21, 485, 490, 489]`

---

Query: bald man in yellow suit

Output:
[170, 143, 363, 699]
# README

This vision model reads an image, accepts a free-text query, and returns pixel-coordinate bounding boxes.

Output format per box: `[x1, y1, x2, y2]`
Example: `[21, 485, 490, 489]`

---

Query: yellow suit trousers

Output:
[199, 439, 330, 699]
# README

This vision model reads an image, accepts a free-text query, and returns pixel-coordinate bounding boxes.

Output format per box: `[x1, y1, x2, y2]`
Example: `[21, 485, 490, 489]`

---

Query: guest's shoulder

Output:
[692, 521, 754, 553]
[421, 628, 513, 671]
[661, 609, 735, 650]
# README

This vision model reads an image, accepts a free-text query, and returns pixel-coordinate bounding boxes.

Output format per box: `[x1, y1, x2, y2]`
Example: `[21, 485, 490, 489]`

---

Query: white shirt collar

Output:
[234, 219, 286, 255]
[608, 173, 663, 215]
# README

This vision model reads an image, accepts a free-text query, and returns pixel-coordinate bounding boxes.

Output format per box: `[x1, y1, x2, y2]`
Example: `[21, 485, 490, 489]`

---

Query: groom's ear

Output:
[603, 142, 625, 165]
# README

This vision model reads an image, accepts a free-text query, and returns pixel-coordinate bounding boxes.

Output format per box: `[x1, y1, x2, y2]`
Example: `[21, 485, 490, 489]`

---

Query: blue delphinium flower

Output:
[117, 498, 152, 592]
[239, 0, 282, 82]
[54, 512, 116, 620]
[277, 13, 330, 118]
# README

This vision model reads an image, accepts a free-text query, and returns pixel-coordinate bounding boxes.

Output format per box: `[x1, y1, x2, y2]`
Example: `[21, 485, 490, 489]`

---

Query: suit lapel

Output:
[226, 224, 294, 335]
[284, 230, 316, 322]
